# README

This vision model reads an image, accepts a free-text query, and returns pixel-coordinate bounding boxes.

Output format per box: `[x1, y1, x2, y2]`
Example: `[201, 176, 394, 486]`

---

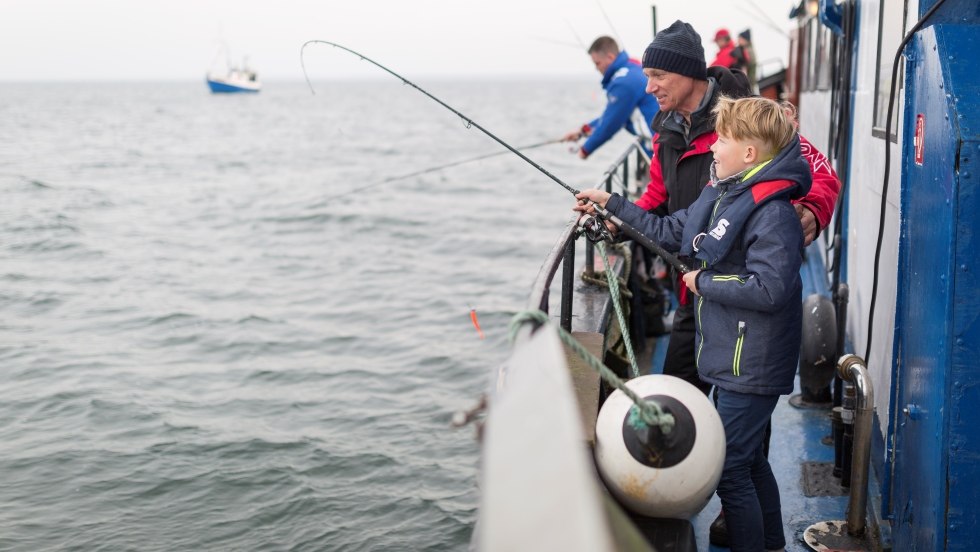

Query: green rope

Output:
[595, 242, 640, 378]
[508, 310, 676, 435]
[580, 272, 633, 299]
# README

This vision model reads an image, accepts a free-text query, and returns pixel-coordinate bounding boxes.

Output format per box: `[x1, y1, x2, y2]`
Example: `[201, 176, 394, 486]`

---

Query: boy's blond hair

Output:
[712, 96, 797, 160]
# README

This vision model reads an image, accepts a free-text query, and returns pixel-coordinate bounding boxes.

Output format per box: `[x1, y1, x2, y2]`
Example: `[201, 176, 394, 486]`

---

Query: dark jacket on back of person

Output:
[605, 135, 812, 395]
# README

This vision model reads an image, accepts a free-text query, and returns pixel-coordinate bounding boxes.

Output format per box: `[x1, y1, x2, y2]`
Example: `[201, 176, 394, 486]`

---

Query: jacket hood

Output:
[707, 65, 751, 98]
[720, 134, 813, 200]
[601, 51, 631, 87]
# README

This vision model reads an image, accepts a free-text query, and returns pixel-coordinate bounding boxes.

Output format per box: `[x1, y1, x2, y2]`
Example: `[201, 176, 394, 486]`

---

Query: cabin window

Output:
[803, 18, 818, 91]
[801, 16, 833, 92]
[816, 25, 834, 90]
[872, 0, 909, 141]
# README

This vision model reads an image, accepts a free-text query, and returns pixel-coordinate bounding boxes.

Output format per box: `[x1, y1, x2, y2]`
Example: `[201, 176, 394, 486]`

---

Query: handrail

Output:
[517, 139, 649, 343]
[837, 354, 875, 536]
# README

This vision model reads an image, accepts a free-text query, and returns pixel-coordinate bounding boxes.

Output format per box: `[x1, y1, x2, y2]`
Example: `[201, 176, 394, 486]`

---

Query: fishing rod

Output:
[299, 40, 691, 274]
[594, 0, 624, 47]
[563, 18, 588, 50]
[331, 138, 563, 202]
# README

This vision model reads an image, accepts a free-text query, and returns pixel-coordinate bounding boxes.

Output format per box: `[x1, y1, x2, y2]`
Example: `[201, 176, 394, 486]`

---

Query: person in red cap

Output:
[710, 28, 739, 69]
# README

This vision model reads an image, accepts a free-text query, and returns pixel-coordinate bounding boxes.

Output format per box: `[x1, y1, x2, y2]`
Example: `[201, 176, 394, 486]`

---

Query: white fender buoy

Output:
[594, 374, 726, 518]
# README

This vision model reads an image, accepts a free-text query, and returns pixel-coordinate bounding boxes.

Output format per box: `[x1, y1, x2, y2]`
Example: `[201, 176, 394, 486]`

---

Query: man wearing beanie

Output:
[632, 19, 842, 552]
[561, 36, 660, 159]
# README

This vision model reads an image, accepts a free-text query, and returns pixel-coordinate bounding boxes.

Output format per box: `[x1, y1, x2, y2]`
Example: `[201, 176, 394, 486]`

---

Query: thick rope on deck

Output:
[593, 241, 640, 378]
[508, 310, 675, 435]
[577, 240, 640, 378]
[580, 269, 633, 299]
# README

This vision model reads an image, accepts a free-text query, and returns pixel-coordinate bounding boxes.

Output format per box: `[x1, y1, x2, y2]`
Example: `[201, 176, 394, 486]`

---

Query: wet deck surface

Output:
[640, 245, 851, 552]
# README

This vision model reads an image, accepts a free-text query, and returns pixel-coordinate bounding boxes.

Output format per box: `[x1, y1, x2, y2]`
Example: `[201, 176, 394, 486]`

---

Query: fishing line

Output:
[330, 138, 563, 202]
[594, 0, 624, 47]
[301, 40, 578, 197]
[529, 35, 585, 50]
[563, 17, 587, 50]
[736, 0, 792, 39]
[299, 40, 690, 274]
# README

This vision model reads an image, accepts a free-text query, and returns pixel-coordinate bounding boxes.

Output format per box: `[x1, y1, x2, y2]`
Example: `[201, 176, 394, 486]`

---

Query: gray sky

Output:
[2, 0, 798, 81]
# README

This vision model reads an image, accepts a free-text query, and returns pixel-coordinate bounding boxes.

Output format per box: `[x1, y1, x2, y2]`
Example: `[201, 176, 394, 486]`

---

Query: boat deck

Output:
[642, 244, 854, 551]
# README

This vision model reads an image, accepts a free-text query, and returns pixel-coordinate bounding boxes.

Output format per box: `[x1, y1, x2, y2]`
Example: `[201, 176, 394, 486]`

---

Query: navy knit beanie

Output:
[642, 20, 707, 81]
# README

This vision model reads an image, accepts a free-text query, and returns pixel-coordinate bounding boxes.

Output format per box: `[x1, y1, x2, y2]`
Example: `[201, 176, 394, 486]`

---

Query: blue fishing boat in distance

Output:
[206, 67, 260, 93]
[206, 45, 260, 93]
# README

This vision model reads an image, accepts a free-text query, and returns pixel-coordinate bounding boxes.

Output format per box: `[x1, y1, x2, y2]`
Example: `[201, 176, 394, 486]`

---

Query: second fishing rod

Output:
[300, 40, 691, 275]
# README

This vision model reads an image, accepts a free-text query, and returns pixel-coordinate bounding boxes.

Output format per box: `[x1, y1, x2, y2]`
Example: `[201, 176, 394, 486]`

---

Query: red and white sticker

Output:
[914, 114, 925, 166]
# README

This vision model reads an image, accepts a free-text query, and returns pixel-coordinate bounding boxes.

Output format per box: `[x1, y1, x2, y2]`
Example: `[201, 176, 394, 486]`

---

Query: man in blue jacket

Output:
[562, 36, 660, 158]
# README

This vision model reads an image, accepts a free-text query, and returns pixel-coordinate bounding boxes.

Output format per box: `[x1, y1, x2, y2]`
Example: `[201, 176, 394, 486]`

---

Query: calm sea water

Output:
[0, 79, 638, 551]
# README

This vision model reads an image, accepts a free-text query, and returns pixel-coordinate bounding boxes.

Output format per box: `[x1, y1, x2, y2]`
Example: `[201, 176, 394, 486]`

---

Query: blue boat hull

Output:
[206, 79, 259, 94]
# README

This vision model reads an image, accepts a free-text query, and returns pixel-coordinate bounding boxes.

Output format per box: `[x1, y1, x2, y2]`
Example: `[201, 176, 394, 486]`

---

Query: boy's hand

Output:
[573, 189, 611, 213]
[573, 189, 618, 237]
[683, 269, 701, 296]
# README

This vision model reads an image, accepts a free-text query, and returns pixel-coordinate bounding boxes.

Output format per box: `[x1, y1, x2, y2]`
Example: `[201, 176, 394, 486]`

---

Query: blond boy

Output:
[575, 96, 810, 552]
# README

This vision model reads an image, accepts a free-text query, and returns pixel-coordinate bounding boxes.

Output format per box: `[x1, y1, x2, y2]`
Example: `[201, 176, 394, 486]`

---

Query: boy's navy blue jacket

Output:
[582, 51, 660, 156]
[605, 136, 812, 395]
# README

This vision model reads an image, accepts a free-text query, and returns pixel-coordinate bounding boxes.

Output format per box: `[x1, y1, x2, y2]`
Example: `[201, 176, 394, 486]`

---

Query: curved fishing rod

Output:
[300, 39, 691, 274]
[300, 40, 577, 196]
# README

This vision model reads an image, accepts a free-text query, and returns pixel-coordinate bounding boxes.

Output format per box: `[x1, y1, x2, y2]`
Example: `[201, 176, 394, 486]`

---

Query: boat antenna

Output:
[299, 40, 691, 273]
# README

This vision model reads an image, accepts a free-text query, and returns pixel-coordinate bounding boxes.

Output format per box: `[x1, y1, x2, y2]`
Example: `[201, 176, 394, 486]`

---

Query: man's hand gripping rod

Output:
[579, 202, 692, 275]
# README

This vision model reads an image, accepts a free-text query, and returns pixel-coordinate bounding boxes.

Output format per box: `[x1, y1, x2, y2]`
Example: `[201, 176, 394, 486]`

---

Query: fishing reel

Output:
[578, 213, 615, 244]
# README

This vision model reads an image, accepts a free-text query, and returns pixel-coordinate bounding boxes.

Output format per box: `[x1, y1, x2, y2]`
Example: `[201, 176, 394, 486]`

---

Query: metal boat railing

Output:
[519, 139, 650, 342]
[479, 137, 654, 551]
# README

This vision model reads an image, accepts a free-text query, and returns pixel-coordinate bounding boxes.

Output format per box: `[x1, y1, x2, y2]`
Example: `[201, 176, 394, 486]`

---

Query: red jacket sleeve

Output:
[792, 135, 841, 231]
[635, 137, 668, 211]
[710, 44, 738, 69]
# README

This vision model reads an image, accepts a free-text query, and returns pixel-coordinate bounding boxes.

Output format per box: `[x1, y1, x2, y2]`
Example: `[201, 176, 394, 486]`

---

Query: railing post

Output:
[522, 140, 643, 336]
[636, 146, 647, 181]
[803, 354, 875, 548]
[622, 155, 630, 195]
[838, 354, 874, 536]
[584, 237, 595, 279]
[560, 239, 575, 332]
